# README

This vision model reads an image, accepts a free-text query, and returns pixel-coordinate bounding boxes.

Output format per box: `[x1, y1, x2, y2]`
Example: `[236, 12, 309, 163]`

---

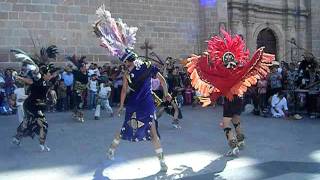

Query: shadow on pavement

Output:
[183, 161, 320, 180]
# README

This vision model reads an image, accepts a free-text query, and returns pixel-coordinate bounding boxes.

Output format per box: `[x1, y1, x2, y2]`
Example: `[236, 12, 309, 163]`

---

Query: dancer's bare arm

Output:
[118, 75, 128, 114]
[16, 76, 33, 85]
[157, 72, 170, 100]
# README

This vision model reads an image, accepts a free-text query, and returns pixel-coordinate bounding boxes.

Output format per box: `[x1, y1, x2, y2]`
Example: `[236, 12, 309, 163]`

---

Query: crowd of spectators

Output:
[0, 57, 194, 116]
[1, 55, 319, 120]
[247, 55, 320, 119]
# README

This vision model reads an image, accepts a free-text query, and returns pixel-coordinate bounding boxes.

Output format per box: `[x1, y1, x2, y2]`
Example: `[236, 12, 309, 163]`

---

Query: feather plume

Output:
[10, 49, 35, 65]
[93, 4, 138, 59]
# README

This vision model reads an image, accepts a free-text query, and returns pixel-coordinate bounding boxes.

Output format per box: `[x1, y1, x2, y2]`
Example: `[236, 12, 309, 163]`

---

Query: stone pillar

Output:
[198, 0, 228, 52]
[310, 0, 320, 58]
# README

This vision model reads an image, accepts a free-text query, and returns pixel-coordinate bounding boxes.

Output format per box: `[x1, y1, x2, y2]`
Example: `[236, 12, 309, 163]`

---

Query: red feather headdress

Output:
[185, 28, 275, 106]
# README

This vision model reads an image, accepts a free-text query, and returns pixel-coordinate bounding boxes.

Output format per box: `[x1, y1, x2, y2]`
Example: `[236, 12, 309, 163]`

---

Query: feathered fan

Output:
[185, 28, 275, 107]
[93, 4, 138, 61]
[11, 45, 58, 65]
[10, 45, 59, 78]
[40, 45, 59, 59]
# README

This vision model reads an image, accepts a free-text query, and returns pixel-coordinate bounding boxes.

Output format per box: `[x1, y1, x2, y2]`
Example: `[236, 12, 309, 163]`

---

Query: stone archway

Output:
[257, 28, 277, 55]
[252, 23, 284, 60]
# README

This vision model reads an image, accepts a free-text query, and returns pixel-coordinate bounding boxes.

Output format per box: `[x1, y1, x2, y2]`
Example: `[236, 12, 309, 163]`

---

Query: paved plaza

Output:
[0, 106, 319, 180]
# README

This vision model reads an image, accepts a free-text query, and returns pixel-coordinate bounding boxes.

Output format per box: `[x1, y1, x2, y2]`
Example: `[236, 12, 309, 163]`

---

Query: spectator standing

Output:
[184, 84, 193, 105]
[257, 77, 268, 114]
[47, 86, 57, 112]
[151, 75, 162, 98]
[57, 79, 67, 111]
[268, 62, 282, 97]
[62, 66, 74, 110]
[88, 74, 98, 109]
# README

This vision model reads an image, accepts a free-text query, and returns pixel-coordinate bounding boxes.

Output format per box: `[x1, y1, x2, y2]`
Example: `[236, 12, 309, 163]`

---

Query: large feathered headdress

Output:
[185, 28, 275, 106]
[10, 45, 59, 78]
[93, 4, 138, 62]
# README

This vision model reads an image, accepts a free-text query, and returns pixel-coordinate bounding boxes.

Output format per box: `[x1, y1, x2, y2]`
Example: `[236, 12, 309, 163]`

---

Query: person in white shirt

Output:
[270, 91, 288, 118]
[88, 64, 101, 77]
[88, 74, 98, 109]
[94, 82, 113, 119]
[14, 82, 27, 123]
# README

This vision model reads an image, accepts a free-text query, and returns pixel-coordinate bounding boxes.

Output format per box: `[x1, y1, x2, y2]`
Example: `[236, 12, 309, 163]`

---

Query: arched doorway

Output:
[256, 28, 277, 55]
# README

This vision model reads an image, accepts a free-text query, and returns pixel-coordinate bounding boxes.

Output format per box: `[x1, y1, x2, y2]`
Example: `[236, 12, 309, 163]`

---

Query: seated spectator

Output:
[270, 91, 288, 118]
[4, 69, 15, 97]
[0, 89, 13, 115]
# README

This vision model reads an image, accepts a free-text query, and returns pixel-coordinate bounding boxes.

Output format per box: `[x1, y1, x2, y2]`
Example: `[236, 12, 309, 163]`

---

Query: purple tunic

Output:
[120, 63, 159, 142]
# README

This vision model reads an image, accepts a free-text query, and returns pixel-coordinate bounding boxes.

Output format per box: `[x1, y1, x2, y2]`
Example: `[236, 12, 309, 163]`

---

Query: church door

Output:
[256, 28, 277, 55]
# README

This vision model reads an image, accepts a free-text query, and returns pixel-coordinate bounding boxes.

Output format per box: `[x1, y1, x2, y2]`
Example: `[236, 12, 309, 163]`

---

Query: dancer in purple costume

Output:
[93, 5, 170, 172]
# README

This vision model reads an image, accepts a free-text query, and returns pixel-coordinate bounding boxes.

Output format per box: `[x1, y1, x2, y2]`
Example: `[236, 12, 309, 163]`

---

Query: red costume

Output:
[185, 29, 275, 106]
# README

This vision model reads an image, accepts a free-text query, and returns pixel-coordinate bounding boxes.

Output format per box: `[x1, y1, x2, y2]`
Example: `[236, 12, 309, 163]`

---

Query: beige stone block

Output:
[12, 4, 25, 12]
[56, 6, 68, 13]
[68, 22, 80, 29]
[52, 13, 64, 21]
[8, 12, 19, 19]
[63, 14, 75, 21]
[50, 0, 65, 5]
[0, 12, 8, 19]
[0, 53, 10, 62]
[25, 4, 45, 12]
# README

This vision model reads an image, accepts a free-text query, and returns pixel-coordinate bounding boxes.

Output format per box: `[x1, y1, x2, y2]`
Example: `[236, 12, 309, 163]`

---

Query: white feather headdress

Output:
[93, 5, 138, 61]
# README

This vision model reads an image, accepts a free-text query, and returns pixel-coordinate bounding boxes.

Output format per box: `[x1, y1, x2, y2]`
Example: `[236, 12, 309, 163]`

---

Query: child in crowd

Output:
[176, 90, 184, 108]
[270, 91, 289, 118]
[88, 74, 98, 109]
[14, 81, 27, 123]
[94, 81, 113, 120]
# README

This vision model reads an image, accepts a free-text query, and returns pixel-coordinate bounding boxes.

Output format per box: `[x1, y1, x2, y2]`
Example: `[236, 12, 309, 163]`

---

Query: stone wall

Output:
[0, 0, 200, 68]
[0, 0, 319, 68]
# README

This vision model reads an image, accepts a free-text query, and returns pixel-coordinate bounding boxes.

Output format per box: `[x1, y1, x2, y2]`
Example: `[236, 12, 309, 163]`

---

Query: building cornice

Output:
[228, 2, 309, 17]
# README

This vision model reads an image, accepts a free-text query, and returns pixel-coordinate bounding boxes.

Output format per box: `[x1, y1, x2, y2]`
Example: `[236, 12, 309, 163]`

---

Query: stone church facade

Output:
[0, 0, 319, 67]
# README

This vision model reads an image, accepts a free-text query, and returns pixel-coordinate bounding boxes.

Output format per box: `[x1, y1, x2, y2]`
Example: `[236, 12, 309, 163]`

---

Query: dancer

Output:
[66, 55, 88, 122]
[11, 45, 59, 151]
[185, 29, 274, 156]
[93, 5, 170, 172]
[154, 92, 183, 129]
[222, 96, 245, 156]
